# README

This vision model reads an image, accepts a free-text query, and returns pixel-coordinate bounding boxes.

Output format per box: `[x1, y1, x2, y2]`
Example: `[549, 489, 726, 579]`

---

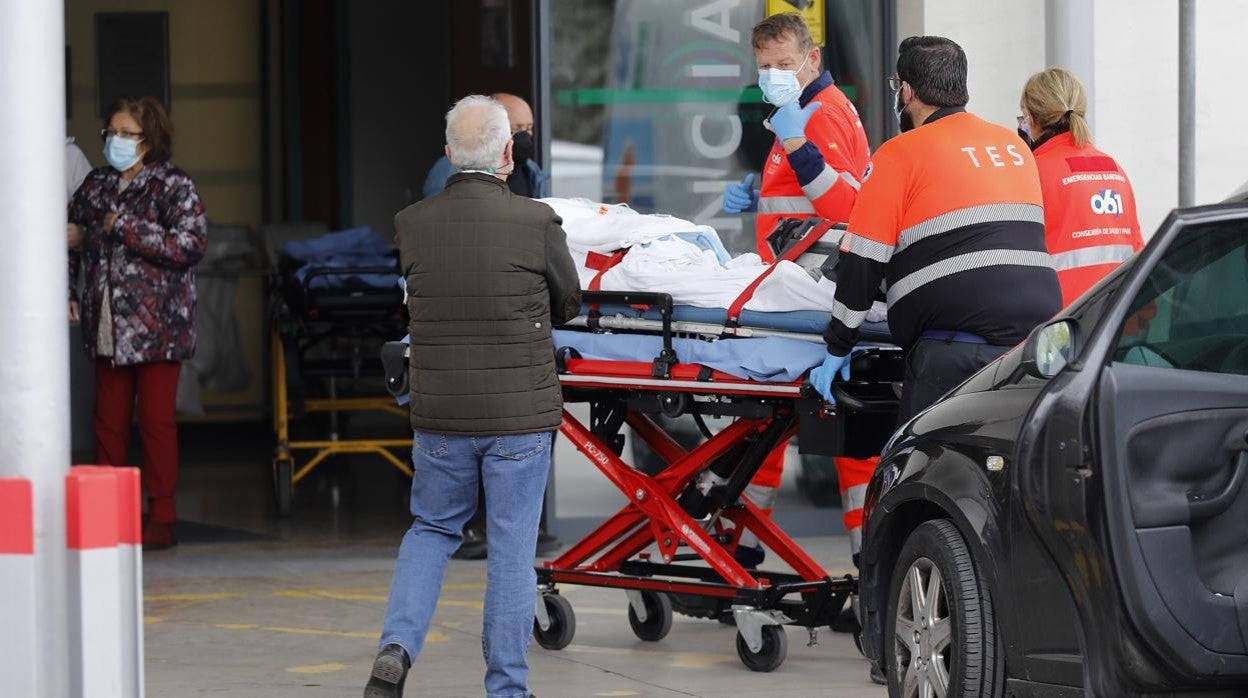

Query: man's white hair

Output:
[445, 95, 512, 171]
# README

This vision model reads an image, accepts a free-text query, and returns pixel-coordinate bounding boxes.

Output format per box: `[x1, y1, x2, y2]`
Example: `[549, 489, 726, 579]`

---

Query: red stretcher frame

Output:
[540, 356, 854, 606]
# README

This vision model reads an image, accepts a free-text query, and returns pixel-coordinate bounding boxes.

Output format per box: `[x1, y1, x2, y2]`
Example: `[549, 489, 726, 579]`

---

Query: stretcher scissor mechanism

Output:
[532, 290, 902, 672]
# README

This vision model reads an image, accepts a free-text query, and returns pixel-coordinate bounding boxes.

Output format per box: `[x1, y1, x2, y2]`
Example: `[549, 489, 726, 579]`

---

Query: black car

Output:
[859, 203, 1248, 697]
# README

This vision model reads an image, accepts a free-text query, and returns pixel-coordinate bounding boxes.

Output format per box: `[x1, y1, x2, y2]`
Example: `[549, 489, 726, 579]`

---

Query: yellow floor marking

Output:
[286, 662, 349, 674]
[273, 584, 483, 601]
[437, 599, 484, 610]
[569, 607, 628, 617]
[257, 626, 378, 639]
[145, 592, 244, 602]
[144, 616, 162, 625]
[299, 587, 385, 594]
[274, 589, 387, 602]
[596, 692, 641, 697]
[212, 623, 447, 643]
[563, 644, 736, 669]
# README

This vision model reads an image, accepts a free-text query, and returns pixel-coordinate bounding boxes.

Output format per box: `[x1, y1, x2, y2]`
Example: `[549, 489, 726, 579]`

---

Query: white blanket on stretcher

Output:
[541, 197, 886, 320]
[541, 197, 730, 258]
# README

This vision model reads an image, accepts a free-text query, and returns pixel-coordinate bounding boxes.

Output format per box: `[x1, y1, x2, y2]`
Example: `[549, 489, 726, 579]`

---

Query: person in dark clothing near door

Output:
[422, 93, 549, 200]
[810, 36, 1061, 424]
[364, 94, 580, 698]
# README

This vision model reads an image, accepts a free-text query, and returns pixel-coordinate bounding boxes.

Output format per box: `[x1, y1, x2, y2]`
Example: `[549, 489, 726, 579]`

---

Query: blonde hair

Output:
[1021, 68, 1092, 147]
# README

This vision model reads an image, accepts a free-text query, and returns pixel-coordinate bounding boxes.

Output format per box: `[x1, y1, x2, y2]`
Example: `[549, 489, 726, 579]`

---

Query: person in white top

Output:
[65, 136, 93, 250]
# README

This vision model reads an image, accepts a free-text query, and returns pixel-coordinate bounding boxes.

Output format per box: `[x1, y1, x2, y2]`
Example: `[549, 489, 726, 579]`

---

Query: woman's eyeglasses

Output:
[101, 128, 143, 141]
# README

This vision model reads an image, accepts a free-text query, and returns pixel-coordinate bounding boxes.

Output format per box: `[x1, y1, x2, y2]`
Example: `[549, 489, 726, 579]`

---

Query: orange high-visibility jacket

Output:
[827, 108, 1062, 354]
[1033, 131, 1143, 306]
[754, 72, 872, 259]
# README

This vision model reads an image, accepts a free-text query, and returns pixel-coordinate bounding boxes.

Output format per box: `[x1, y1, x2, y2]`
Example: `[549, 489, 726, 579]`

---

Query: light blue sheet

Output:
[552, 329, 828, 382]
[669, 232, 732, 265]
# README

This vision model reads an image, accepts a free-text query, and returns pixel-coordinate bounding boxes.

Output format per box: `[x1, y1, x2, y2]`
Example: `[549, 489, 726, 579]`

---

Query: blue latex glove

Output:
[769, 101, 820, 141]
[722, 173, 759, 213]
[809, 352, 852, 404]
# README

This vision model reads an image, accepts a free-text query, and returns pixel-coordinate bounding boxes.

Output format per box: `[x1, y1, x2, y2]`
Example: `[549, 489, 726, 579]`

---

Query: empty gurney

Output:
[268, 226, 412, 516]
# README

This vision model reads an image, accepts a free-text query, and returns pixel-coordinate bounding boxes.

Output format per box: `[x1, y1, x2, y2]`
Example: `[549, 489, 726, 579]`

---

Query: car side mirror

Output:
[1022, 319, 1077, 379]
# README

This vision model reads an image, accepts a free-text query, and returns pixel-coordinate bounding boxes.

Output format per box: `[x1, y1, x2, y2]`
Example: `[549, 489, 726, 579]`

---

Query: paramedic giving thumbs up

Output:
[712, 12, 876, 577]
[721, 11, 871, 260]
[722, 173, 757, 213]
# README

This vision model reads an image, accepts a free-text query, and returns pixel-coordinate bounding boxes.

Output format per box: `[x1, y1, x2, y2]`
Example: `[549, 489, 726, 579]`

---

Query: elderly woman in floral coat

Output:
[68, 97, 207, 549]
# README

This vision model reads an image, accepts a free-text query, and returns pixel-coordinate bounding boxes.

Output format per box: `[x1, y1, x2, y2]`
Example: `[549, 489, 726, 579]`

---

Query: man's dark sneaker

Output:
[869, 663, 887, 685]
[364, 644, 409, 698]
[452, 526, 488, 560]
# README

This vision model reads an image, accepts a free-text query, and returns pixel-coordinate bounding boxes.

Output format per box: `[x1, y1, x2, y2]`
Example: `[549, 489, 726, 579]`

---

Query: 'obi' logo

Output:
[1090, 189, 1124, 216]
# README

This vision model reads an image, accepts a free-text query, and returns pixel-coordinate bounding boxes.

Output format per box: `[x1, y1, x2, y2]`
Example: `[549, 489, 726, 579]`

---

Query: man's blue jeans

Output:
[379, 430, 552, 698]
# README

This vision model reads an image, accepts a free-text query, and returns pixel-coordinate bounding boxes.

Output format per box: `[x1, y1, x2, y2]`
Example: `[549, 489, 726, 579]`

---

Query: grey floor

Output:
[140, 421, 882, 697]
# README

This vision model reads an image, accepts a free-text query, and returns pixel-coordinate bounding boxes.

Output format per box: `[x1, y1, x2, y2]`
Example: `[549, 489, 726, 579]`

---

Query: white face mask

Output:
[758, 53, 811, 107]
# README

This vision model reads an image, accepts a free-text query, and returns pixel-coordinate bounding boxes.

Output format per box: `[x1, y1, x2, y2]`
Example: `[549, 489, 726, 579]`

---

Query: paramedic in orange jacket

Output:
[721, 12, 874, 565]
[1020, 68, 1143, 306]
[812, 36, 1062, 476]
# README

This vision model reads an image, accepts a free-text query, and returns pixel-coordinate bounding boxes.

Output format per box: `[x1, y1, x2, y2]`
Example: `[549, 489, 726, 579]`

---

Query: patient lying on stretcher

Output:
[541, 197, 887, 321]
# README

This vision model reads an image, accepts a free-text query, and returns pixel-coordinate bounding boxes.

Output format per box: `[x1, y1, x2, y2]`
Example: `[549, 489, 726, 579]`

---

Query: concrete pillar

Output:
[0, 0, 72, 695]
[1046, 0, 1096, 133]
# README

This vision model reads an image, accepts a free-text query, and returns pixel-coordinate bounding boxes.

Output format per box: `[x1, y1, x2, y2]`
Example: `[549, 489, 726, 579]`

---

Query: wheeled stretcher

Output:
[530, 219, 901, 671]
[533, 286, 902, 672]
[267, 229, 413, 516]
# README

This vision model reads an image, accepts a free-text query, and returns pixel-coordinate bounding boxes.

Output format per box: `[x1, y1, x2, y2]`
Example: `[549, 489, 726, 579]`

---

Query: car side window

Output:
[1113, 219, 1248, 376]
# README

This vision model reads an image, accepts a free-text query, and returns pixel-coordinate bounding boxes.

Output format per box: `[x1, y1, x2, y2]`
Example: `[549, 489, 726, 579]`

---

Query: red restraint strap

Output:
[726, 219, 837, 323]
[587, 249, 629, 291]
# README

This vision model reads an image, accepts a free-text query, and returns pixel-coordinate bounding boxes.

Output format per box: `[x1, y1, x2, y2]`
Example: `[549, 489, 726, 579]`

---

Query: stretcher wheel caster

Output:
[533, 594, 575, 650]
[627, 591, 673, 642]
[658, 392, 690, 418]
[273, 457, 293, 517]
[736, 625, 787, 672]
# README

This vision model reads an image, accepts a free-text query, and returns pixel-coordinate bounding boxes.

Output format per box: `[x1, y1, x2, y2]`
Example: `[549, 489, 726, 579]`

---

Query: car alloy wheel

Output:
[894, 557, 952, 697]
[884, 519, 1002, 697]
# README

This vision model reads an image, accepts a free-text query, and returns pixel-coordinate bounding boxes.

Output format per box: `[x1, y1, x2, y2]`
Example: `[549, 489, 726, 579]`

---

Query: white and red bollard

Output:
[0, 477, 37, 697]
[66, 466, 145, 698]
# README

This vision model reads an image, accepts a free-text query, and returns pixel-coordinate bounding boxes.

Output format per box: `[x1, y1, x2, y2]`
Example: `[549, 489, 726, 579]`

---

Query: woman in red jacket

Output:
[68, 97, 207, 549]
[1020, 68, 1144, 306]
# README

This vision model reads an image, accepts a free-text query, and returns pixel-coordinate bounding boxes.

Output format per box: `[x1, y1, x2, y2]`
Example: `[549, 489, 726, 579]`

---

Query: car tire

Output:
[884, 519, 1002, 698]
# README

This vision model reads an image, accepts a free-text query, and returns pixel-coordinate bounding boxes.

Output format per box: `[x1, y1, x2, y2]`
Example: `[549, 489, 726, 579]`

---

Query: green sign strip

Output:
[557, 85, 857, 106]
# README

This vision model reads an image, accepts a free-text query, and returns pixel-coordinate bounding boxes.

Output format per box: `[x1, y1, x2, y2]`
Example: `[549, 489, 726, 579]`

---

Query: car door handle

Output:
[1188, 451, 1248, 521]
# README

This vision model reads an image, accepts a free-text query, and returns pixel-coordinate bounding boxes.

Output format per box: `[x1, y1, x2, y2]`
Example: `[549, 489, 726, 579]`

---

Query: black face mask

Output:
[896, 92, 915, 133]
[512, 130, 535, 164]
